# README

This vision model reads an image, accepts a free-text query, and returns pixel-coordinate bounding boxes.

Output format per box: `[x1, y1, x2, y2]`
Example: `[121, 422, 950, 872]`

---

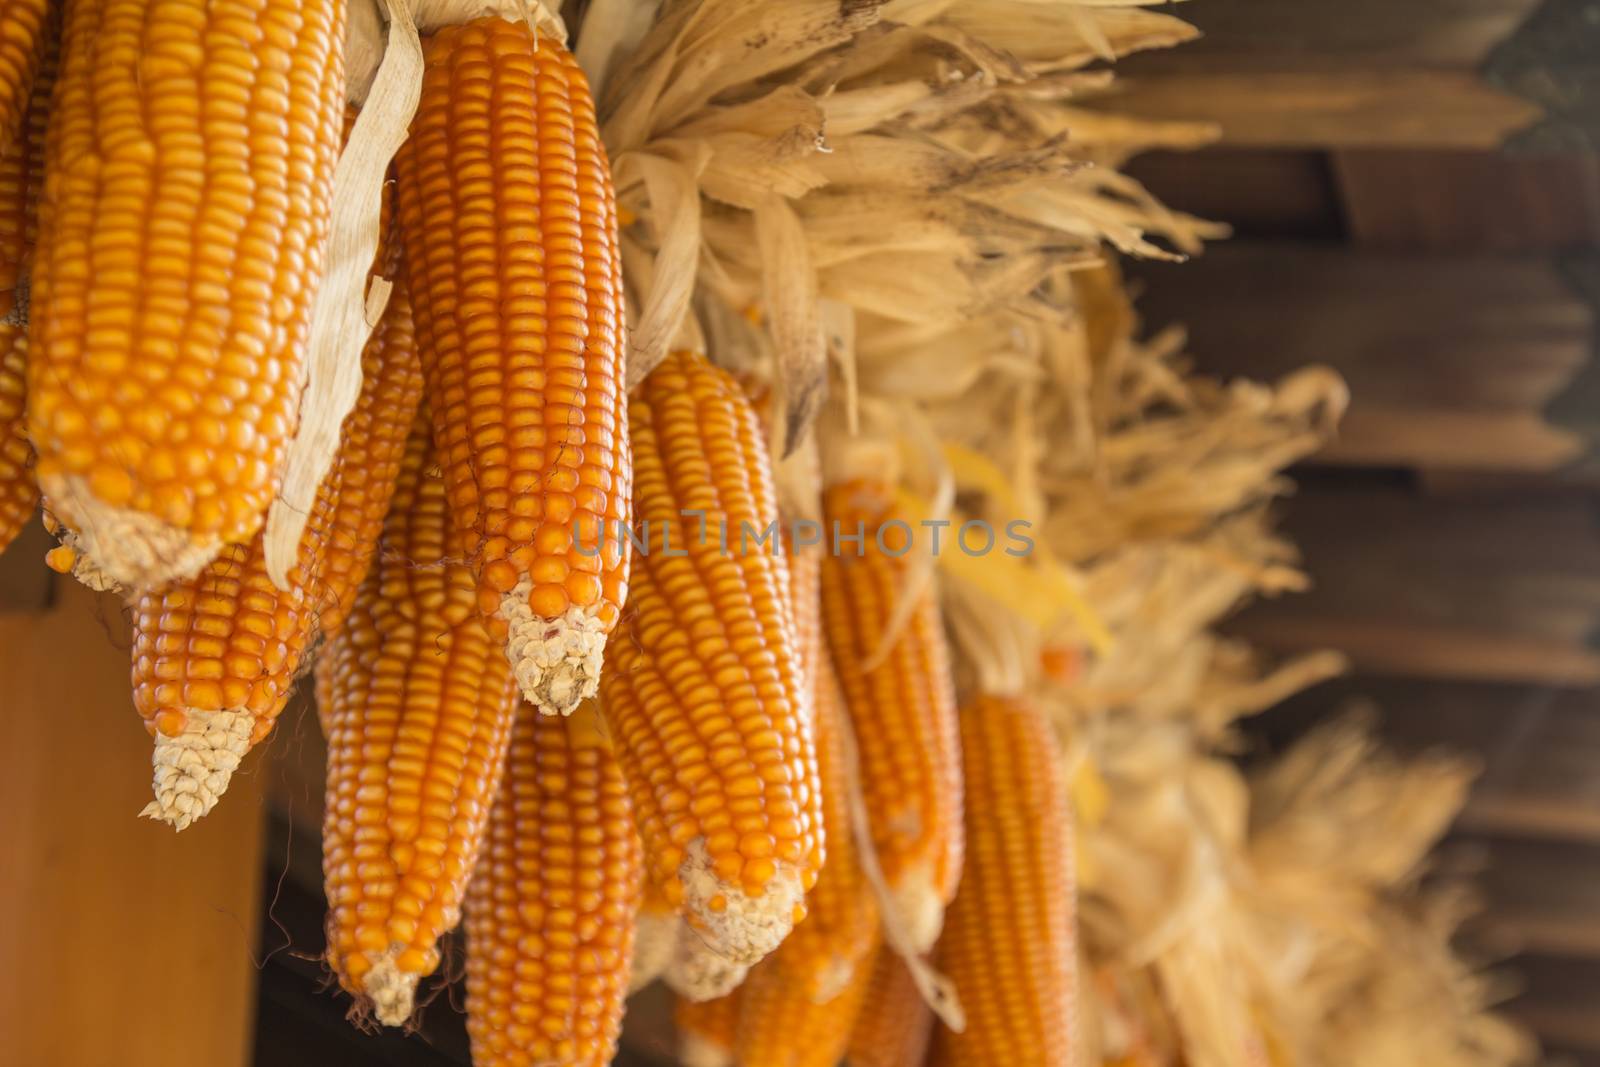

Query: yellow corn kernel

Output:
[0, 0, 48, 157]
[28, 0, 346, 588]
[930, 695, 1076, 1067]
[465, 701, 641, 1067]
[735, 938, 879, 1067]
[821, 479, 964, 951]
[846, 949, 934, 1067]
[600, 349, 823, 965]
[320, 413, 519, 1026]
[675, 989, 742, 1067]
[768, 542, 878, 1000]
[132, 275, 422, 830]
[395, 16, 629, 715]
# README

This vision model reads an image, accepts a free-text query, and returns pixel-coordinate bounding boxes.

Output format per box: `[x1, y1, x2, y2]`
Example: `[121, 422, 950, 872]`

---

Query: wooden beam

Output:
[1502, 954, 1600, 1054]
[1334, 151, 1600, 251]
[1087, 0, 1549, 148]
[1100, 70, 1539, 150]
[1124, 150, 1344, 241]
[1227, 488, 1600, 686]
[0, 580, 265, 1067]
[1132, 243, 1596, 473]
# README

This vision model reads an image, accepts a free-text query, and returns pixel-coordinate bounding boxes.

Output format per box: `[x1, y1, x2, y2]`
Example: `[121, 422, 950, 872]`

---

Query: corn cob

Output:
[395, 16, 629, 715]
[770, 542, 879, 1000]
[600, 348, 822, 964]
[735, 939, 879, 1067]
[930, 694, 1076, 1067]
[820, 479, 964, 952]
[675, 989, 741, 1067]
[846, 949, 934, 1067]
[0, 0, 48, 157]
[0, 25, 54, 553]
[132, 271, 422, 830]
[27, 0, 347, 589]
[320, 414, 519, 1026]
[465, 700, 640, 1067]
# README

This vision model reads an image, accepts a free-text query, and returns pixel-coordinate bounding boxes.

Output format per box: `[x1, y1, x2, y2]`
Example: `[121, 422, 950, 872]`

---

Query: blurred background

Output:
[3, 0, 1598, 1064]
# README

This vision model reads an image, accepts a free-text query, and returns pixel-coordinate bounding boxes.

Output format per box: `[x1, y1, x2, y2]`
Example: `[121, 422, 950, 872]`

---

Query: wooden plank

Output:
[1335, 151, 1600, 251]
[1227, 488, 1600, 686]
[1086, 0, 1550, 148]
[1123, 150, 1344, 240]
[1132, 244, 1595, 472]
[1120, 0, 1545, 73]
[0, 580, 265, 1067]
[1099, 70, 1540, 150]
[1504, 955, 1600, 1053]
[1255, 677, 1600, 844]
[1458, 837, 1600, 961]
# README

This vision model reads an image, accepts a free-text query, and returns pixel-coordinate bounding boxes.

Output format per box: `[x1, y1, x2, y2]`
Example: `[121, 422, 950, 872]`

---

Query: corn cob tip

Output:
[666, 923, 752, 1003]
[498, 581, 609, 715]
[680, 839, 806, 966]
[362, 951, 418, 1028]
[810, 956, 864, 1006]
[138, 709, 253, 831]
[631, 908, 679, 993]
[892, 862, 946, 954]
[43, 475, 220, 589]
[680, 1033, 736, 1067]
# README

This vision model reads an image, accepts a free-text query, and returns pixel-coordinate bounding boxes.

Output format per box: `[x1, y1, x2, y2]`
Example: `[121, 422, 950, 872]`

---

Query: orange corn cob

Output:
[320, 415, 519, 1026]
[846, 950, 934, 1067]
[676, 989, 741, 1067]
[821, 479, 963, 952]
[0, 24, 54, 553]
[132, 274, 422, 829]
[930, 695, 1076, 1067]
[600, 349, 822, 964]
[0, 0, 48, 156]
[769, 542, 878, 1000]
[395, 16, 629, 715]
[735, 940, 879, 1067]
[28, 0, 346, 589]
[465, 701, 641, 1067]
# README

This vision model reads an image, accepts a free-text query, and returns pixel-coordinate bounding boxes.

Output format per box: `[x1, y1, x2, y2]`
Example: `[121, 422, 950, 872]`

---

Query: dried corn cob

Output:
[395, 16, 629, 715]
[930, 695, 1076, 1067]
[846, 949, 934, 1067]
[28, 0, 347, 588]
[770, 543, 879, 1000]
[0, 0, 48, 156]
[600, 348, 822, 964]
[821, 479, 964, 952]
[676, 989, 741, 1067]
[0, 27, 55, 552]
[132, 273, 422, 830]
[320, 414, 519, 1026]
[735, 939, 879, 1067]
[465, 701, 640, 1067]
